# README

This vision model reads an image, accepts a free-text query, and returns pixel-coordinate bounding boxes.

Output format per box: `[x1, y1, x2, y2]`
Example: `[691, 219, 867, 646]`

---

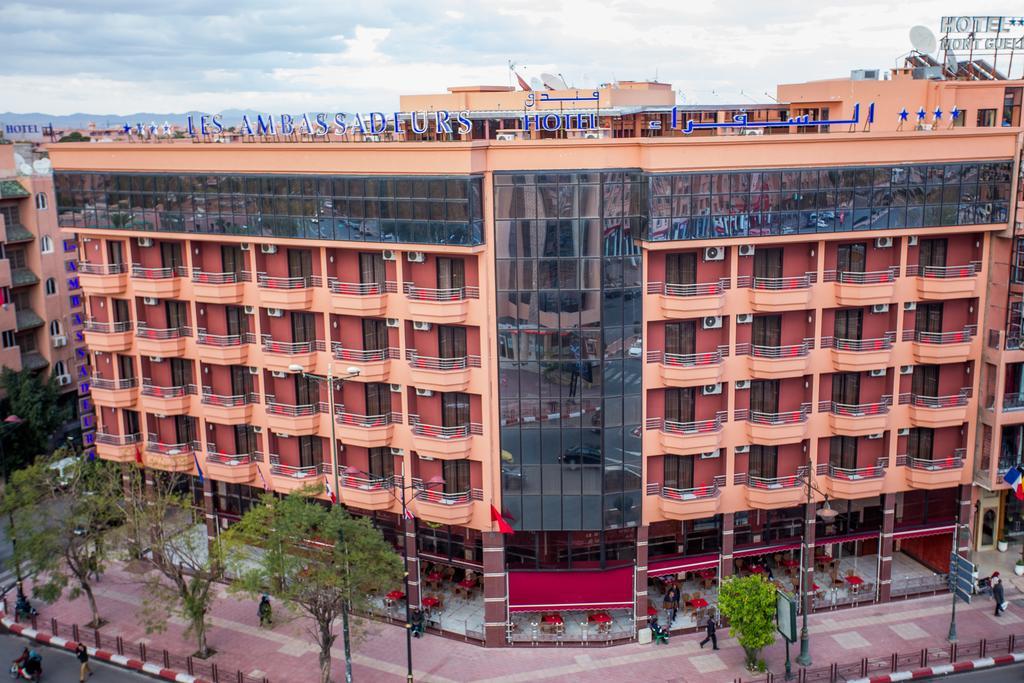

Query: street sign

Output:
[948, 552, 974, 605]
[776, 589, 797, 643]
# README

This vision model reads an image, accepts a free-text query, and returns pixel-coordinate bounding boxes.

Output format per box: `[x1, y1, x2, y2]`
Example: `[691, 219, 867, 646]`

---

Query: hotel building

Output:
[52, 66, 1024, 646]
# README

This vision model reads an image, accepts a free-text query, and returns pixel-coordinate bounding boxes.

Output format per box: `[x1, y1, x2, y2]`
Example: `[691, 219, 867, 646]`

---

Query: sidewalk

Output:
[23, 560, 1024, 683]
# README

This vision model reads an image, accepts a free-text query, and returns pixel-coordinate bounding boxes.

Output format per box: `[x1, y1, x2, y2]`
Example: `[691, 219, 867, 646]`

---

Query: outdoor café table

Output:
[385, 590, 405, 607]
[427, 572, 443, 582]
[845, 576, 864, 592]
[588, 613, 612, 624]
[647, 605, 658, 617]
[749, 565, 765, 574]
[688, 598, 709, 609]
[782, 558, 799, 568]
[541, 614, 564, 625]
[421, 596, 441, 610]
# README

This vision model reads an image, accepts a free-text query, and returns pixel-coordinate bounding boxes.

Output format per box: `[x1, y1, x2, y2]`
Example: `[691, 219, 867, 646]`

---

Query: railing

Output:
[830, 336, 893, 352]
[335, 411, 392, 428]
[85, 320, 133, 333]
[331, 343, 390, 362]
[197, 330, 254, 347]
[256, 273, 321, 289]
[94, 432, 141, 445]
[412, 422, 471, 439]
[834, 268, 896, 284]
[746, 469, 807, 489]
[145, 440, 195, 454]
[79, 262, 127, 275]
[749, 342, 809, 358]
[136, 325, 191, 339]
[910, 391, 969, 408]
[829, 398, 891, 417]
[260, 335, 319, 354]
[206, 452, 256, 466]
[907, 453, 965, 470]
[190, 269, 250, 284]
[1004, 393, 1024, 411]
[660, 482, 720, 500]
[90, 376, 137, 390]
[327, 278, 396, 295]
[661, 416, 723, 434]
[404, 284, 479, 301]
[913, 263, 978, 278]
[339, 469, 392, 490]
[827, 464, 885, 480]
[407, 352, 480, 370]
[751, 274, 811, 290]
[266, 402, 318, 417]
[416, 489, 472, 505]
[269, 462, 322, 479]
[141, 383, 195, 398]
[646, 280, 725, 297]
[201, 392, 256, 407]
[748, 408, 808, 425]
[131, 265, 185, 279]
[910, 328, 973, 344]
[661, 350, 723, 366]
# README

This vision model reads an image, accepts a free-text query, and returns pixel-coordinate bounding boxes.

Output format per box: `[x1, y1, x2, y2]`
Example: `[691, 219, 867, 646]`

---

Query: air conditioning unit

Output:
[407, 252, 426, 263]
[247, 366, 260, 375]
[267, 308, 284, 317]
[702, 383, 722, 396]
[385, 318, 400, 328]
[735, 380, 751, 390]
[412, 321, 431, 332]
[737, 313, 753, 324]
[260, 244, 277, 254]
[703, 246, 725, 262]
[382, 250, 397, 261]
[867, 433, 883, 440]
[874, 237, 893, 248]
[389, 447, 405, 456]
[137, 237, 153, 248]
[900, 365, 913, 375]
[252, 426, 263, 434]
[897, 427, 910, 437]
[56, 374, 72, 386]
[908, 236, 919, 246]
[870, 303, 890, 313]
[239, 243, 251, 251]
[415, 387, 433, 397]
[52, 335, 68, 348]
[700, 450, 721, 460]
[143, 297, 158, 306]
[389, 383, 402, 393]
[735, 445, 750, 454]
[149, 356, 164, 363]
[738, 245, 755, 257]
[904, 302, 917, 311]
[702, 316, 723, 330]
[271, 370, 287, 378]
[496, 133, 516, 141]
[243, 305, 256, 315]
[582, 132, 600, 140]
[869, 368, 886, 377]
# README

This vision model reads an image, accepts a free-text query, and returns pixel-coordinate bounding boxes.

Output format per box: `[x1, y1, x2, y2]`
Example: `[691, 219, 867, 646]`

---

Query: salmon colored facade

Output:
[49, 70, 1024, 646]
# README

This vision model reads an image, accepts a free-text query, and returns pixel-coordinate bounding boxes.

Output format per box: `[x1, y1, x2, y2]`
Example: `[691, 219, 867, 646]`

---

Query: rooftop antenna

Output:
[558, 73, 570, 88]
[945, 51, 960, 80]
[763, 91, 779, 103]
[909, 25, 937, 56]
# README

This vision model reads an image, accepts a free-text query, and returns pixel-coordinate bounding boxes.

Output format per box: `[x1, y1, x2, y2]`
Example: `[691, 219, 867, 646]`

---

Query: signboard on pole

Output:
[948, 552, 974, 605]
[776, 589, 797, 642]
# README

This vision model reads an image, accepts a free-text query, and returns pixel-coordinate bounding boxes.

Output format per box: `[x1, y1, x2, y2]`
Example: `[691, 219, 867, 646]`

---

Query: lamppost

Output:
[794, 457, 838, 668]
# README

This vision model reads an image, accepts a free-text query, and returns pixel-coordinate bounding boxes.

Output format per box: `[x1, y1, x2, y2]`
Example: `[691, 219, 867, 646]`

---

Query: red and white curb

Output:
[848, 651, 1024, 682]
[2, 614, 208, 683]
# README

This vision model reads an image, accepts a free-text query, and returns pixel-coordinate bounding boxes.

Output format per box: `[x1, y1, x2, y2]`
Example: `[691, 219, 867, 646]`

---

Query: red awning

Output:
[648, 553, 720, 578]
[734, 541, 801, 558]
[508, 566, 634, 613]
[894, 524, 956, 540]
[816, 530, 881, 545]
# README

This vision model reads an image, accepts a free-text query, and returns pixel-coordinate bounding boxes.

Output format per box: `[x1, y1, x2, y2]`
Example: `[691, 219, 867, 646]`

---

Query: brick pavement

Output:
[21, 562, 1024, 683]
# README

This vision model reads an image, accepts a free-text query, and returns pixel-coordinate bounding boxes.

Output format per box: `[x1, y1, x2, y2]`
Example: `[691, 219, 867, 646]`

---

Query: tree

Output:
[717, 574, 777, 671]
[57, 132, 90, 142]
[225, 491, 403, 683]
[9, 451, 125, 626]
[123, 469, 223, 657]
[0, 368, 67, 470]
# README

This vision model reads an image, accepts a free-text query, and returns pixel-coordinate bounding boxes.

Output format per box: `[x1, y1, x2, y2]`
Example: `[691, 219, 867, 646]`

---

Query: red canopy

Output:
[734, 541, 801, 558]
[648, 553, 720, 578]
[508, 566, 634, 613]
[893, 524, 955, 540]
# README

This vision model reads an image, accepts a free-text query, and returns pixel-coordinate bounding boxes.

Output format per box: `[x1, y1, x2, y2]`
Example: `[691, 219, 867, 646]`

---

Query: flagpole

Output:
[400, 463, 414, 683]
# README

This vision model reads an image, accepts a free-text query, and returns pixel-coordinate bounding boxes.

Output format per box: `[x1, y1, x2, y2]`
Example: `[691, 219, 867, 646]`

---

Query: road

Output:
[0, 631, 150, 681]
[946, 661, 1024, 680]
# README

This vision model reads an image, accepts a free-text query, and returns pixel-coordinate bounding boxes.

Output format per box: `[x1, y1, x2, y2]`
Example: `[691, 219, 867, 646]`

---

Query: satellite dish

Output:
[17, 163, 32, 176]
[910, 25, 937, 55]
[12, 153, 25, 167]
[540, 72, 567, 90]
[32, 159, 51, 175]
[945, 51, 959, 75]
[529, 77, 543, 90]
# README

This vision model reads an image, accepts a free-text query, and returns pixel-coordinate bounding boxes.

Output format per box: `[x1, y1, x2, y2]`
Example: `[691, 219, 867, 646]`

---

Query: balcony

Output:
[90, 376, 138, 408]
[269, 460, 324, 494]
[130, 265, 185, 298]
[914, 263, 979, 300]
[748, 274, 812, 312]
[265, 400, 321, 435]
[79, 262, 128, 294]
[824, 463, 886, 498]
[907, 391, 970, 428]
[94, 432, 141, 462]
[410, 419, 476, 460]
[84, 320, 134, 352]
[653, 349, 724, 388]
[328, 278, 393, 316]
[413, 488, 475, 525]
[648, 280, 726, 319]
[406, 351, 477, 392]
[745, 408, 809, 445]
[829, 335, 893, 372]
[143, 440, 196, 473]
[335, 410, 396, 448]
[904, 452, 965, 489]
[655, 480, 723, 521]
[260, 335, 321, 373]
[746, 342, 811, 379]
[205, 452, 259, 484]
[196, 330, 253, 365]
[140, 383, 195, 415]
[257, 273, 319, 309]
[135, 325, 190, 357]
[404, 284, 476, 323]
[827, 399, 891, 436]
[654, 416, 723, 456]
[1003, 394, 1024, 412]
[832, 269, 896, 307]
[191, 270, 248, 304]
[200, 391, 257, 423]
[909, 328, 974, 364]
[743, 468, 808, 509]
[339, 470, 395, 511]
[331, 343, 392, 383]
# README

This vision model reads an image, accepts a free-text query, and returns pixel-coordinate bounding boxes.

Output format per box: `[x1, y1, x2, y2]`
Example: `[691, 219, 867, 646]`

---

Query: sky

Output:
[0, 0, 1020, 115]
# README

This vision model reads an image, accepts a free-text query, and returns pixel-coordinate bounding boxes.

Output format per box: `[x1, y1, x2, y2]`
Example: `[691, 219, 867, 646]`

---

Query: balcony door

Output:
[298, 436, 322, 468]
[748, 445, 778, 479]
[166, 301, 188, 329]
[442, 459, 470, 494]
[160, 242, 182, 270]
[438, 325, 467, 359]
[229, 365, 253, 397]
[287, 249, 313, 283]
[837, 243, 866, 274]
[359, 252, 386, 288]
[107, 240, 125, 267]
[368, 447, 393, 479]
[833, 309, 863, 341]
[829, 436, 857, 470]
[750, 380, 779, 414]
[665, 321, 696, 356]
[221, 244, 243, 275]
[169, 358, 190, 387]
[437, 257, 465, 290]
[664, 454, 694, 490]
[912, 365, 940, 397]
[122, 409, 140, 436]
[908, 427, 934, 460]
[117, 354, 135, 380]
[832, 372, 860, 405]
[920, 238, 947, 268]
[752, 315, 781, 347]
[291, 312, 316, 345]
[362, 318, 387, 352]
[915, 303, 943, 334]
[225, 305, 248, 337]
[295, 374, 318, 407]
[365, 383, 392, 417]
[754, 248, 783, 280]
[113, 299, 131, 323]
[441, 392, 470, 428]
[173, 415, 195, 445]
[665, 252, 697, 286]
[665, 387, 696, 423]
[233, 424, 256, 454]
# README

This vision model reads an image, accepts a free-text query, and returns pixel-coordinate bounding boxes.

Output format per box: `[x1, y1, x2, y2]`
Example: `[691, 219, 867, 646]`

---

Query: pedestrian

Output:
[258, 594, 273, 627]
[410, 607, 425, 638]
[992, 572, 1006, 617]
[76, 642, 92, 681]
[699, 611, 719, 650]
[663, 584, 679, 624]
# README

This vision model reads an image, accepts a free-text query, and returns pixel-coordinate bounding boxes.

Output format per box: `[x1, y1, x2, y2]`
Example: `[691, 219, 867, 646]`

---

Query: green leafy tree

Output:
[57, 132, 90, 142]
[717, 574, 777, 670]
[0, 457, 53, 589]
[225, 491, 403, 683]
[0, 368, 67, 471]
[10, 451, 125, 626]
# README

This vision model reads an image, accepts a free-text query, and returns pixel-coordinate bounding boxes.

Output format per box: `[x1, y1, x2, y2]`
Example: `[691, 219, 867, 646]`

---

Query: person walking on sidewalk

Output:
[76, 643, 92, 681]
[992, 572, 1006, 617]
[699, 612, 718, 650]
[258, 594, 273, 627]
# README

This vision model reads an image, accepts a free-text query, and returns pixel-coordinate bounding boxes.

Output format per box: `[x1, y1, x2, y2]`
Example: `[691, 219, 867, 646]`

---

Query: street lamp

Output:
[794, 457, 837, 669]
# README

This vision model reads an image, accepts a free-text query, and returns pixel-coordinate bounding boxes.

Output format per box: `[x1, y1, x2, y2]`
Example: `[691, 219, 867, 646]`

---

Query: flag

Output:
[1004, 466, 1024, 500]
[257, 466, 269, 491]
[490, 505, 514, 534]
[403, 505, 414, 521]
[515, 71, 532, 91]
[135, 443, 143, 465]
[193, 452, 204, 484]
[324, 474, 336, 504]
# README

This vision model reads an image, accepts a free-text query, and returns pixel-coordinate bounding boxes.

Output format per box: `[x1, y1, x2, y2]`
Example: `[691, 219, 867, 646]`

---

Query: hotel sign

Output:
[939, 16, 1024, 50]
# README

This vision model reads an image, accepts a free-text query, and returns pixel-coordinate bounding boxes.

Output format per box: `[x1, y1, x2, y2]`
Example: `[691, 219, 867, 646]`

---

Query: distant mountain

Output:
[0, 109, 292, 129]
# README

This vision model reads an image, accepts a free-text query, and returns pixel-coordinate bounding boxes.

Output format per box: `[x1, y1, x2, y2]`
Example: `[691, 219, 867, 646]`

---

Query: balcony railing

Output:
[140, 383, 196, 398]
[830, 336, 893, 352]
[90, 376, 137, 391]
[145, 439, 196, 454]
[751, 274, 811, 290]
[746, 468, 809, 489]
[260, 335, 321, 354]
[197, 330, 254, 347]
[80, 262, 127, 275]
[85, 320, 133, 334]
[95, 432, 141, 446]
[191, 269, 250, 284]
[908, 391, 970, 409]
[660, 482, 720, 500]
[407, 352, 480, 370]
[404, 284, 479, 301]
[907, 452, 965, 470]
[660, 350, 723, 367]
[828, 398, 891, 416]
[335, 411, 394, 427]
[646, 280, 726, 297]
[327, 279, 396, 295]
[416, 489, 471, 505]
[1004, 393, 1024, 411]
[912, 263, 978, 278]
[828, 464, 885, 480]
[256, 273, 321, 289]
[206, 451, 258, 465]
[660, 416, 723, 434]
[411, 422, 471, 439]
[748, 408, 808, 425]
[339, 469, 393, 490]
[201, 391, 257, 407]
[136, 325, 191, 339]
[131, 265, 186, 279]
[907, 328, 974, 345]
[833, 269, 896, 284]
[331, 343, 391, 362]
[269, 462, 323, 479]
[266, 401, 319, 417]
[749, 342, 810, 358]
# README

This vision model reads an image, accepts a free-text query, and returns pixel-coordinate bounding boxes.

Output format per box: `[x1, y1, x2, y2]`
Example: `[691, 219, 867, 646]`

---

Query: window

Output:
[297, 436, 322, 468]
[833, 309, 863, 341]
[1, 331, 14, 348]
[912, 364, 939, 398]
[39, 236, 53, 254]
[438, 325, 466, 359]
[48, 319, 63, 336]
[361, 318, 387, 351]
[368, 447, 393, 480]
[748, 445, 778, 479]
[665, 387, 696, 423]
[829, 436, 858, 470]
[441, 459, 470, 494]
[1003, 88, 1022, 127]
[953, 110, 967, 128]
[7, 249, 26, 270]
[44, 278, 57, 295]
[287, 249, 313, 283]
[665, 252, 697, 285]
[35, 193, 47, 211]
[664, 455, 694, 490]
[0, 206, 19, 227]
[54, 360, 66, 377]
[915, 303, 943, 334]
[832, 372, 860, 405]
[750, 380, 779, 414]
[977, 109, 998, 127]
[665, 321, 695, 356]
[752, 314, 781, 347]
[836, 243, 866, 274]
[440, 392, 470, 428]
[907, 427, 934, 461]
[753, 248, 783, 281]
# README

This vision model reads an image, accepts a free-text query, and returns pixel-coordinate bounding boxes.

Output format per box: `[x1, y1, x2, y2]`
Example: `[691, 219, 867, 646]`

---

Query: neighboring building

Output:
[0, 142, 84, 428]
[50, 66, 1023, 647]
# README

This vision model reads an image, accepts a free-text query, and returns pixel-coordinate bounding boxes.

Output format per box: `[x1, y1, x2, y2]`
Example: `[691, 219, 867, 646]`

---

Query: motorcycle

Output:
[14, 594, 37, 622]
[8, 660, 41, 681]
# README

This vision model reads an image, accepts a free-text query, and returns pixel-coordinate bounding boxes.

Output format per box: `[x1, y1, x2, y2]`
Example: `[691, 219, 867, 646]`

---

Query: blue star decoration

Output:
[162, 122, 171, 135]
[950, 106, 960, 120]
[933, 107, 943, 120]
[916, 107, 927, 121]
[148, 122, 158, 136]
[898, 108, 909, 121]
[121, 122, 131, 135]
[135, 123, 145, 135]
